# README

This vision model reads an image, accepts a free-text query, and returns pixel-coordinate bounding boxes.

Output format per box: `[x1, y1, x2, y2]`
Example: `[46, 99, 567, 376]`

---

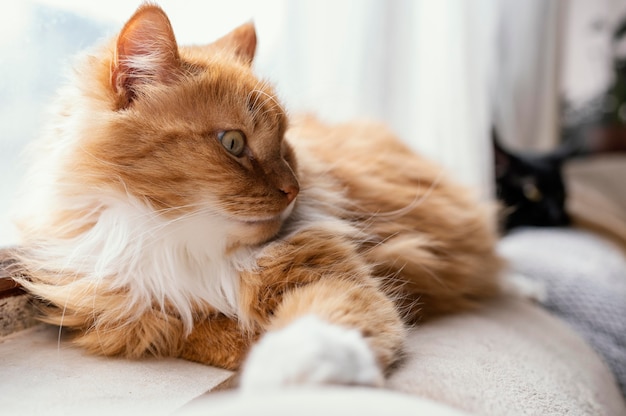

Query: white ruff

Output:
[32, 194, 257, 333]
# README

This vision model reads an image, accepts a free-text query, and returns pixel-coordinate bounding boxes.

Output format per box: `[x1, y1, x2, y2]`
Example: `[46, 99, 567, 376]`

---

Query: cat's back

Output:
[287, 115, 503, 319]
[287, 114, 431, 173]
[286, 114, 472, 213]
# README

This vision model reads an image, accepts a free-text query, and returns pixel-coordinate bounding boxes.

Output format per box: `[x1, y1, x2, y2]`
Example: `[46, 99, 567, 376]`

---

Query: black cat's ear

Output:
[548, 140, 580, 164]
[492, 128, 512, 177]
[112, 5, 181, 107]
[211, 22, 257, 65]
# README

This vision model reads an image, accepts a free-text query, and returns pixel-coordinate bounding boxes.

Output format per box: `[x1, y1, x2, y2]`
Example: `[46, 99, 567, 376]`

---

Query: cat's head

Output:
[493, 131, 571, 232]
[52, 5, 299, 246]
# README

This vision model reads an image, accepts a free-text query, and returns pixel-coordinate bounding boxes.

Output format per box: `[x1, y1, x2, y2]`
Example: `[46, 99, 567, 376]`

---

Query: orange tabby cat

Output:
[13, 4, 503, 388]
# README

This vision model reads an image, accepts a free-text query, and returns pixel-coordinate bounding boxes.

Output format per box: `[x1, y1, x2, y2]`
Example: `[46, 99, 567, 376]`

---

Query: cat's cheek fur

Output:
[239, 315, 383, 390]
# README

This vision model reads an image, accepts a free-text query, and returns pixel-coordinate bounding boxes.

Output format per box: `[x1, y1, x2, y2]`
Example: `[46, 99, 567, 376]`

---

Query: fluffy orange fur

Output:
[13, 4, 503, 376]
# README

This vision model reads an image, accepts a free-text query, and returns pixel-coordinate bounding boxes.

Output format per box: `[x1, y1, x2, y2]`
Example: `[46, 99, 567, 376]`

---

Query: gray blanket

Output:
[499, 228, 626, 397]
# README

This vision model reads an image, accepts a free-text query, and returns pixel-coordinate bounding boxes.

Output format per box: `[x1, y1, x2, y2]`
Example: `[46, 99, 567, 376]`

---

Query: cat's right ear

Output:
[111, 5, 181, 107]
[492, 128, 512, 178]
[211, 22, 257, 65]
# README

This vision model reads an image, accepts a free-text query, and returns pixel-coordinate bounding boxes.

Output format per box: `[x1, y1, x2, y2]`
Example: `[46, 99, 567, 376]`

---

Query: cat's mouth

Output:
[228, 208, 291, 246]
[240, 215, 282, 225]
[237, 199, 296, 226]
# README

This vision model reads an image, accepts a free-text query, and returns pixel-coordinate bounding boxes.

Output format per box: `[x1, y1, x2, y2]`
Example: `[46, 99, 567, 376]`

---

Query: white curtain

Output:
[260, 0, 500, 194]
[560, 0, 626, 112]
[492, 0, 567, 153]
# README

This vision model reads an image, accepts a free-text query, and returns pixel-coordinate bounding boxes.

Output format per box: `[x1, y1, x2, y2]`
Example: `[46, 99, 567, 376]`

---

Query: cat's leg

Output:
[239, 277, 405, 390]
[180, 314, 259, 370]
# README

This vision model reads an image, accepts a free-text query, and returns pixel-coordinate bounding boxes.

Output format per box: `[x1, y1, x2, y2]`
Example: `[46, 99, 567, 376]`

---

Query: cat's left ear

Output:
[211, 22, 257, 65]
[548, 140, 580, 164]
[112, 5, 182, 106]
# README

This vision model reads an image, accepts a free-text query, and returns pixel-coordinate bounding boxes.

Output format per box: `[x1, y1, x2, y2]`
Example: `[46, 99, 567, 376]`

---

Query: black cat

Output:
[493, 130, 574, 232]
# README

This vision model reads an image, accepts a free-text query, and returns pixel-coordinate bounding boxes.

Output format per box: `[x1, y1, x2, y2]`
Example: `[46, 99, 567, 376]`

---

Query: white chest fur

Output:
[44, 196, 257, 333]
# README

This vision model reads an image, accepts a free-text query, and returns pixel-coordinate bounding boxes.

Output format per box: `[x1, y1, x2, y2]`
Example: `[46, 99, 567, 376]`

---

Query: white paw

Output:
[239, 315, 383, 390]
[501, 272, 547, 303]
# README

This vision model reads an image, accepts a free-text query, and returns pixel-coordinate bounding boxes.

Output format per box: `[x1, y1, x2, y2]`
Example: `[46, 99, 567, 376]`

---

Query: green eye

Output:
[218, 130, 246, 156]
[522, 180, 543, 202]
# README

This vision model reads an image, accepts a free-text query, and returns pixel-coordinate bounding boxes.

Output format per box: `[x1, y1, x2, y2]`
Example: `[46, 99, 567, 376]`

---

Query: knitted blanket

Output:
[499, 227, 626, 397]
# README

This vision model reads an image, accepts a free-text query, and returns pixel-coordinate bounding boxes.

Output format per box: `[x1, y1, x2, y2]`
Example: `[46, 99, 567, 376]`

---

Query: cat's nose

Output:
[281, 182, 299, 203]
[268, 158, 299, 203]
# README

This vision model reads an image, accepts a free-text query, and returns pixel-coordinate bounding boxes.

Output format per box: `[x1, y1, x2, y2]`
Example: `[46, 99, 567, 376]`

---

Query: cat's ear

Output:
[548, 140, 580, 165]
[492, 127, 512, 177]
[112, 5, 181, 106]
[211, 22, 257, 64]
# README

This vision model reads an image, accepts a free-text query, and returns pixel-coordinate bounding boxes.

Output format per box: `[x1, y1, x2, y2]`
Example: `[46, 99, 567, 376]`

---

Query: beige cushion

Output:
[388, 297, 625, 415]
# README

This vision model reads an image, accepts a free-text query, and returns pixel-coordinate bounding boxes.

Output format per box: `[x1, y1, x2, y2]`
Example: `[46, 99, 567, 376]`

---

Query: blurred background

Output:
[1, 0, 625, 245]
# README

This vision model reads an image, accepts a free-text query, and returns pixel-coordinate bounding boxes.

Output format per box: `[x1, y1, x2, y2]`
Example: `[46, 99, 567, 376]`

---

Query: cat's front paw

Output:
[240, 315, 383, 390]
